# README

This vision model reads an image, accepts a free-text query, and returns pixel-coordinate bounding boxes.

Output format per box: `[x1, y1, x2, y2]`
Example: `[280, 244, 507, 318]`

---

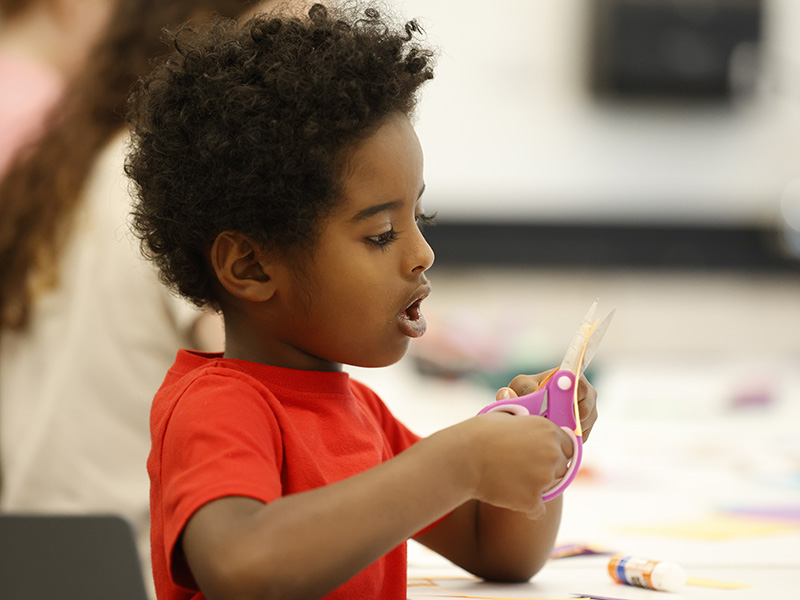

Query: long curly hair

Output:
[126, 2, 435, 310]
[0, 0, 48, 18]
[0, 0, 256, 331]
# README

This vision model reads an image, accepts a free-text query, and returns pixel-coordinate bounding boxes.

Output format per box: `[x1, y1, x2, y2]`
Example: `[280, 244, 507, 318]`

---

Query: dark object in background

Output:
[0, 514, 149, 600]
[422, 221, 799, 272]
[590, 0, 762, 100]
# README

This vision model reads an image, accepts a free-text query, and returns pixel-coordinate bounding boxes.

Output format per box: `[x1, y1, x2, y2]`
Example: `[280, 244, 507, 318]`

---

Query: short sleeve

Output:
[158, 373, 284, 579]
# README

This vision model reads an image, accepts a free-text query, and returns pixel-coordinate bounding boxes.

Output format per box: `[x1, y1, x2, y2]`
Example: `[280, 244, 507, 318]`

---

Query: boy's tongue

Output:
[399, 300, 427, 338]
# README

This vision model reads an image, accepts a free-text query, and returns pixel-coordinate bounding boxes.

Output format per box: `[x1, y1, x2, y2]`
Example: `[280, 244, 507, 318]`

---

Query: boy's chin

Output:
[347, 345, 411, 370]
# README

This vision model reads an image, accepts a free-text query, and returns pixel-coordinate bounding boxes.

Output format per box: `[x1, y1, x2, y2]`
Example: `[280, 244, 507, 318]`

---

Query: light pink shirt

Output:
[0, 53, 62, 177]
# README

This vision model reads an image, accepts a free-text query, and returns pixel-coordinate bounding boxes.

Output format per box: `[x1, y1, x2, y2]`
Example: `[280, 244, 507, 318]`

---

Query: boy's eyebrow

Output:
[349, 184, 426, 223]
[350, 200, 403, 223]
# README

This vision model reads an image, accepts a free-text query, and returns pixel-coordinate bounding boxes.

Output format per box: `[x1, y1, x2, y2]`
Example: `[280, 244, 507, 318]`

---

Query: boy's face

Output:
[273, 112, 435, 371]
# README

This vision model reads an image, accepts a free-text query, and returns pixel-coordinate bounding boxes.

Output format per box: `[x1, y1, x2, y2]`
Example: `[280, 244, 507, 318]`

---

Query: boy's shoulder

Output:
[156, 350, 380, 409]
[150, 350, 273, 429]
[150, 351, 419, 453]
[157, 350, 251, 396]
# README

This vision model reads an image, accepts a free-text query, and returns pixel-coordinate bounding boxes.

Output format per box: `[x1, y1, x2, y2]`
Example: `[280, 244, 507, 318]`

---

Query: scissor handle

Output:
[542, 428, 582, 502]
[477, 370, 583, 501]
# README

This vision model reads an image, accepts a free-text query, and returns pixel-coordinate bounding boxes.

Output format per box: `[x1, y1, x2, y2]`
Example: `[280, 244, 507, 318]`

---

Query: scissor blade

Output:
[560, 300, 613, 375]
[579, 309, 614, 372]
[560, 303, 596, 374]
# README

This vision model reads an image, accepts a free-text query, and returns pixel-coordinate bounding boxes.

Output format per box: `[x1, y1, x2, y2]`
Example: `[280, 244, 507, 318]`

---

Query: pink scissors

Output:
[477, 299, 614, 502]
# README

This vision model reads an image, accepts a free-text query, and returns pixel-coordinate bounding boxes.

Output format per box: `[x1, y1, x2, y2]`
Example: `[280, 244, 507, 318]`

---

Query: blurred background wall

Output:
[349, 0, 800, 428]
[399, 0, 800, 269]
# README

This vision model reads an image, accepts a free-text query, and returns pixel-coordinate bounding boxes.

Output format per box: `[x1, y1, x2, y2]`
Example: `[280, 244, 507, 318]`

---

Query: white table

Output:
[404, 412, 800, 599]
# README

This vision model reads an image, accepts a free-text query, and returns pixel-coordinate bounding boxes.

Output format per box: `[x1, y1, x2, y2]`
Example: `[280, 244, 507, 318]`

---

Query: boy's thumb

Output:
[495, 387, 516, 401]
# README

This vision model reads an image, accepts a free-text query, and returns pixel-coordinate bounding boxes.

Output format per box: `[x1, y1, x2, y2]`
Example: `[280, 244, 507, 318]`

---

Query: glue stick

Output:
[608, 554, 686, 592]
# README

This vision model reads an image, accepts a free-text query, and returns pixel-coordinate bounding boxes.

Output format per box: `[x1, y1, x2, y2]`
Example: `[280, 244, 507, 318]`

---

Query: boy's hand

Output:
[496, 369, 598, 441]
[458, 412, 574, 520]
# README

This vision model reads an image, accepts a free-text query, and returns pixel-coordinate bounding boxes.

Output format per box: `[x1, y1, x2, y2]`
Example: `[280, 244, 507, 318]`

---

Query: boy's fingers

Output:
[495, 386, 517, 401]
[510, 369, 557, 395]
[558, 427, 575, 459]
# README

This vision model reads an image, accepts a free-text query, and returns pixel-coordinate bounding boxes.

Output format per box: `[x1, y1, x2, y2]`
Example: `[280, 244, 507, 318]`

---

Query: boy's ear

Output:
[210, 231, 279, 302]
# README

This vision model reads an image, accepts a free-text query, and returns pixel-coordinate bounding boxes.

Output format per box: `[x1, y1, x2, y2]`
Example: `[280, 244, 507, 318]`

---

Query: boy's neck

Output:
[223, 334, 344, 373]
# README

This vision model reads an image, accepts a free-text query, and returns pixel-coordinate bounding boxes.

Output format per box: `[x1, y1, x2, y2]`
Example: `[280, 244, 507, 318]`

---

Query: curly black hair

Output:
[126, 1, 435, 310]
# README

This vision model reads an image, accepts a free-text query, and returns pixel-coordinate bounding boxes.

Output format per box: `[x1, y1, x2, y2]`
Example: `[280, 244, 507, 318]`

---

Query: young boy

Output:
[126, 3, 597, 599]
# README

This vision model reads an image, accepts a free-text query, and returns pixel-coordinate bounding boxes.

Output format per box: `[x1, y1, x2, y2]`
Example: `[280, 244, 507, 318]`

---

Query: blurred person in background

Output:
[0, 0, 114, 177]
[0, 0, 280, 594]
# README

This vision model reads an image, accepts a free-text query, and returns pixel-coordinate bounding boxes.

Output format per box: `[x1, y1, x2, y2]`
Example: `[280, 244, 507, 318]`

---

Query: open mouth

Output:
[404, 299, 422, 321]
[398, 290, 429, 338]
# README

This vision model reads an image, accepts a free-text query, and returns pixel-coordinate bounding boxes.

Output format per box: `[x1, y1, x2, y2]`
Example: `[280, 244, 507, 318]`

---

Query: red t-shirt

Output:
[149, 350, 423, 600]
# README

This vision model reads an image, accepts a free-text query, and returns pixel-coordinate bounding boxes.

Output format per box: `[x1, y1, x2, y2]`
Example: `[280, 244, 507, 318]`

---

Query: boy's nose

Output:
[411, 230, 435, 274]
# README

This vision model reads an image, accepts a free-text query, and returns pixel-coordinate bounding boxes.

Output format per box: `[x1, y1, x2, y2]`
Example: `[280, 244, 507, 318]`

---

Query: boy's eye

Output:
[415, 211, 437, 228]
[366, 229, 398, 248]
[365, 212, 436, 249]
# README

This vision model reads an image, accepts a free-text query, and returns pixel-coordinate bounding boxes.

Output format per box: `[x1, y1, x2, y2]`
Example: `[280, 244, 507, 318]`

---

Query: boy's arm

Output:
[414, 496, 563, 582]
[413, 370, 598, 581]
[180, 413, 573, 600]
